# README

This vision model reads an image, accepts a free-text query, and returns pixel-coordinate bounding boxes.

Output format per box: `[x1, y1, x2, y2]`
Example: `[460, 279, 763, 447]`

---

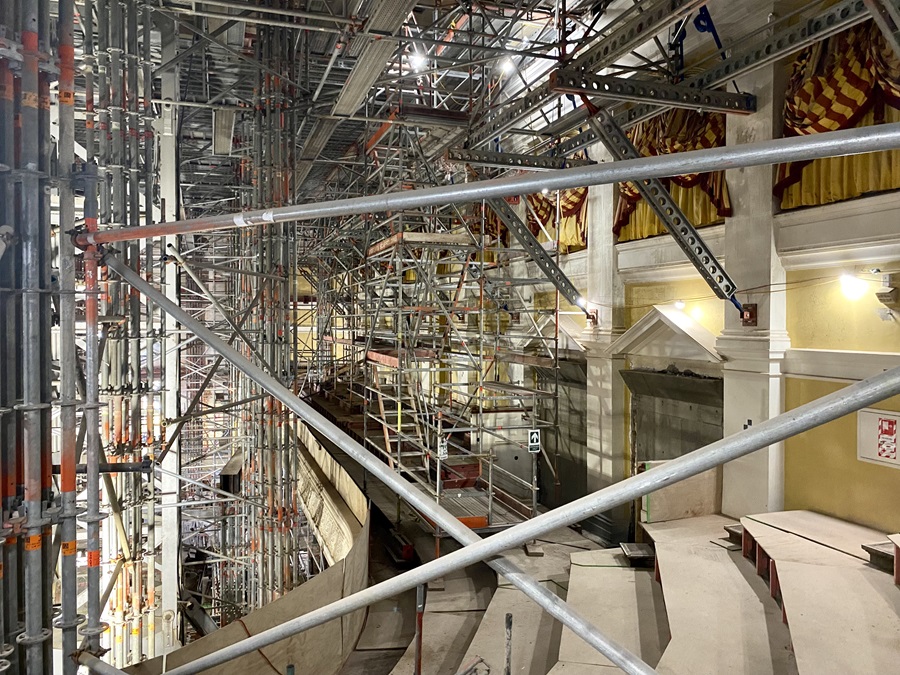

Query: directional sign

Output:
[528, 429, 541, 454]
[437, 437, 449, 460]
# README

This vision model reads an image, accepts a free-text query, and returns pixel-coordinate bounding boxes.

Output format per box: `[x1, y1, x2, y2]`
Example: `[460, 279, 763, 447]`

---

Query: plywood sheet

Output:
[653, 542, 797, 675]
[744, 510, 884, 560]
[342, 518, 371, 659]
[641, 514, 736, 544]
[421, 562, 495, 612]
[558, 564, 668, 668]
[740, 518, 861, 568]
[547, 662, 619, 673]
[569, 548, 630, 568]
[461, 585, 562, 675]
[776, 560, 900, 675]
[127, 560, 347, 675]
[388, 610, 484, 675]
[640, 463, 721, 523]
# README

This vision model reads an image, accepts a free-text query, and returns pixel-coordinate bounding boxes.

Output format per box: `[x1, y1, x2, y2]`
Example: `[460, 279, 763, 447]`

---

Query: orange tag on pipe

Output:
[62, 541, 77, 556]
[88, 550, 100, 567]
[25, 535, 41, 551]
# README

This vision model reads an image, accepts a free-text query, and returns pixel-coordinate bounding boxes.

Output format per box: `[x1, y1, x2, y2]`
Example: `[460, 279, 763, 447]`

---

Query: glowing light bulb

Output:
[575, 296, 587, 308]
[501, 58, 515, 74]
[840, 274, 869, 301]
[541, 187, 549, 195]
[408, 52, 426, 72]
[674, 300, 686, 310]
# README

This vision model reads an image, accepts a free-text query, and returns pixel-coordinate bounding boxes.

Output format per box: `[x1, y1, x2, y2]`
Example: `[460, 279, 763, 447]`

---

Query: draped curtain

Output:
[775, 20, 900, 209]
[484, 187, 589, 254]
[615, 109, 732, 242]
[525, 186, 589, 253]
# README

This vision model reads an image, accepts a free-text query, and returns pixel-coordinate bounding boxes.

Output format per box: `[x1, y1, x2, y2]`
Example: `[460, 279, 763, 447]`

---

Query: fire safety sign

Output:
[857, 409, 900, 469]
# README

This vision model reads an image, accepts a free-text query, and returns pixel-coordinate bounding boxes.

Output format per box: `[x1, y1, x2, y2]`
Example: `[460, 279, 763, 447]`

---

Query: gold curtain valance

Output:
[615, 109, 732, 241]
[775, 20, 900, 208]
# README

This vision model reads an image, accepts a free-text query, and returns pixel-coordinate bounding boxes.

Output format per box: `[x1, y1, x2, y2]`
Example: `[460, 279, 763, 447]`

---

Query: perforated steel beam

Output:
[586, 111, 738, 302]
[446, 147, 594, 171]
[484, 197, 588, 313]
[543, 0, 877, 160]
[467, 0, 708, 148]
[865, 0, 900, 54]
[549, 70, 756, 115]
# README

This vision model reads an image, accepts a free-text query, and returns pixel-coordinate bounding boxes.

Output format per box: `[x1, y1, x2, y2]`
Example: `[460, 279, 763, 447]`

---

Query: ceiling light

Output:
[501, 58, 515, 74]
[408, 52, 426, 72]
[840, 273, 869, 301]
[541, 187, 549, 195]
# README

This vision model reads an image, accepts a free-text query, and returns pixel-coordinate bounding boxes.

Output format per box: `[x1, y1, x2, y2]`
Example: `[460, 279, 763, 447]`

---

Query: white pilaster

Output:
[581, 146, 629, 539]
[717, 40, 790, 517]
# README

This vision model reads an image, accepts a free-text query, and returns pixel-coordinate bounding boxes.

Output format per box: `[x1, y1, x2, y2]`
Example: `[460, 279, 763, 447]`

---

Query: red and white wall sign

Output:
[858, 409, 900, 469]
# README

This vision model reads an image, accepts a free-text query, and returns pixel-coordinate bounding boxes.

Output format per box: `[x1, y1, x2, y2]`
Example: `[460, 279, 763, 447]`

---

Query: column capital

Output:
[716, 331, 791, 373]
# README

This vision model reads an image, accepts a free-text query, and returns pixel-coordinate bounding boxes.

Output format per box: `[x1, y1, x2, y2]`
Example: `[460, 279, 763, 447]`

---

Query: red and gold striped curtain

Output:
[615, 109, 732, 242]
[775, 20, 900, 209]
[525, 186, 589, 253]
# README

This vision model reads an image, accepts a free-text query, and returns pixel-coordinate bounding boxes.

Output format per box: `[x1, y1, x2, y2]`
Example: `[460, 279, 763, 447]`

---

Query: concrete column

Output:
[580, 145, 629, 541]
[716, 30, 790, 516]
[156, 19, 182, 652]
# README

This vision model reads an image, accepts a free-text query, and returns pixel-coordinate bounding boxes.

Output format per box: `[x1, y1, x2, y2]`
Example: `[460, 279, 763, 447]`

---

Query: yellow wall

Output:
[784, 378, 900, 533]
[534, 290, 588, 333]
[624, 278, 724, 334]
[786, 268, 900, 351]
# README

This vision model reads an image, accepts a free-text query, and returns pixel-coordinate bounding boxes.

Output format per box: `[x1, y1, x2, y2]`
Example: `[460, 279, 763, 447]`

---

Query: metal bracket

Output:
[549, 69, 756, 115]
[586, 111, 739, 303]
[484, 197, 588, 315]
[445, 148, 594, 171]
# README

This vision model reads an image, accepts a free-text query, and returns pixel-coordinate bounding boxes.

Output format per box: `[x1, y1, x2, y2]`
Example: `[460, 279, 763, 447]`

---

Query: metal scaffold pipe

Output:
[55, 0, 83, 671]
[103, 254, 657, 675]
[99, 253, 900, 675]
[77, 121, 900, 247]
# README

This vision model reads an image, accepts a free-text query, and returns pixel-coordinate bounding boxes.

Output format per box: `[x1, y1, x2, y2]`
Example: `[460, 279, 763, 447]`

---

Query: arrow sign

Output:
[528, 429, 541, 453]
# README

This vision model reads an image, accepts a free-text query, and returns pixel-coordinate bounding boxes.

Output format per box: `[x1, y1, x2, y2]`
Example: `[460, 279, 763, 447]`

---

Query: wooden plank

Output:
[558, 562, 668, 668]
[639, 461, 721, 523]
[653, 542, 796, 675]
[366, 231, 473, 257]
[641, 514, 737, 545]
[548, 661, 620, 673]
[890, 534, 900, 585]
[388, 610, 484, 675]
[776, 560, 900, 675]
[744, 510, 885, 561]
[461, 585, 562, 675]
[740, 518, 861, 568]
